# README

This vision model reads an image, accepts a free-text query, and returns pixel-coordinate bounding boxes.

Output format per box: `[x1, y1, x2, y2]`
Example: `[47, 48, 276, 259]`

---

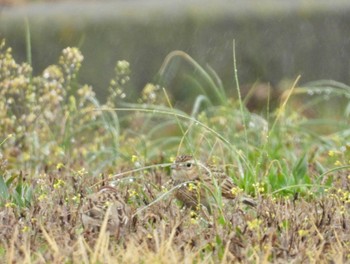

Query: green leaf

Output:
[217, 215, 226, 226]
[292, 154, 308, 182]
[0, 176, 9, 200]
[5, 174, 18, 187]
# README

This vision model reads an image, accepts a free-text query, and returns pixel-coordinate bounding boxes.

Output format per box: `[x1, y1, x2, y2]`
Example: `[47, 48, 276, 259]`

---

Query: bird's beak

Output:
[171, 164, 178, 170]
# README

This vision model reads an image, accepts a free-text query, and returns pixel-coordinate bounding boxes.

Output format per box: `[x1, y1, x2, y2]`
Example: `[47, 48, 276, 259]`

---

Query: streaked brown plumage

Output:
[80, 186, 131, 238]
[171, 155, 256, 210]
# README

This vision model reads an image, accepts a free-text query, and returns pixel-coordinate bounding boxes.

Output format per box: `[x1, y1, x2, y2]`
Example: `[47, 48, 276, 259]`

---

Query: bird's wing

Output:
[201, 164, 238, 199]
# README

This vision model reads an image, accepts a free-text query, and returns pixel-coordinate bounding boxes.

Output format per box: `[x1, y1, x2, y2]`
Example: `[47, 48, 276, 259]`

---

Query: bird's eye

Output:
[186, 162, 192, 168]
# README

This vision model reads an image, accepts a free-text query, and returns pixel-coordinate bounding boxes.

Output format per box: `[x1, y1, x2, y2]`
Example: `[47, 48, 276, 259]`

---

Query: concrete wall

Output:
[1, 0, 350, 101]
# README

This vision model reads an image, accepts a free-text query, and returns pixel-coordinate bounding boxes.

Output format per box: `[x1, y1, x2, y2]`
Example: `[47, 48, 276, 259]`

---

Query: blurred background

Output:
[1, 0, 350, 109]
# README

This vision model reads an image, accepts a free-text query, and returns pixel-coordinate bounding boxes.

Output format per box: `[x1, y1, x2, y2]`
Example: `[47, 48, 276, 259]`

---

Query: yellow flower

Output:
[190, 210, 198, 218]
[22, 152, 31, 161]
[190, 211, 198, 224]
[247, 219, 262, 230]
[188, 183, 197, 191]
[22, 226, 30, 233]
[53, 179, 65, 189]
[142, 83, 157, 102]
[72, 194, 81, 202]
[190, 218, 198, 225]
[128, 189, 137, 197]
[328, 150, 335, 157]
[231, 186, 243, 196]
[104, 201, 113, 208]
[210, 156, 219, 165]
[56, 163, 64, 170]
[38, 193, 47, 201]
[131, 155, 138, 163]
[253, 182, 265, 193]
[76, 168, 87, 176]
[116, 60, 130, 74]
[334, 160, 342, 166]
[5, 202, 16, 208]
[298, 229, 308, 237]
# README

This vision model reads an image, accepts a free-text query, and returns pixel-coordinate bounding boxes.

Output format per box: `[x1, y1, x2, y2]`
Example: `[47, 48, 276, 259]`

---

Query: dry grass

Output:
[0, 168, 349, 263]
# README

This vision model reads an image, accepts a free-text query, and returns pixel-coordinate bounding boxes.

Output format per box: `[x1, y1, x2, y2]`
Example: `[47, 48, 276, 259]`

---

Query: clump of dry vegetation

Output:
[0, 39, 349, 263]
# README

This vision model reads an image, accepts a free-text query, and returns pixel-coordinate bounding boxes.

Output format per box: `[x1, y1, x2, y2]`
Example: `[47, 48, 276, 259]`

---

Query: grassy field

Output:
[0, 39, 350, 263]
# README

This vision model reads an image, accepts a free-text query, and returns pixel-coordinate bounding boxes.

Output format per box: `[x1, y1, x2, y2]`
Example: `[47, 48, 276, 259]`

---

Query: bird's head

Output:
[171, 155, 201, 181]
